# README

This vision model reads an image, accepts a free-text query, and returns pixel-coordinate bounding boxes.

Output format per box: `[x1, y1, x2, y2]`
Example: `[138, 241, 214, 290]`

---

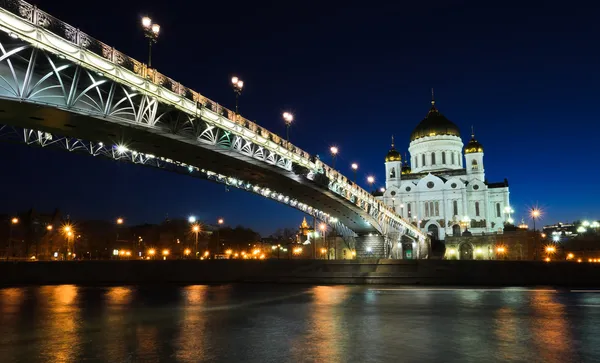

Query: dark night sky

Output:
[2, 0, 599, 234]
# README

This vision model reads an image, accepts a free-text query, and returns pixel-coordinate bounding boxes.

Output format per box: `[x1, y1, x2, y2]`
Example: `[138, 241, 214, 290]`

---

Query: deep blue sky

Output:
[2, 0, 599, 234]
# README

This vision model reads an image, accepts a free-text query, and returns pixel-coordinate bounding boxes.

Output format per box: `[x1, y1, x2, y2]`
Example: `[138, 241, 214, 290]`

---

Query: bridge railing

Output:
[0, 0, 424, 240]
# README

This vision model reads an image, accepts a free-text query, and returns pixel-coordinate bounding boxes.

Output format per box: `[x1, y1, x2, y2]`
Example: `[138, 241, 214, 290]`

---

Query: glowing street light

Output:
[283, 112, 293, 145]
[367, 175, 375, 192]
[545, 246, 556, 254]
[231, 76, 244, 114]
[162, 249, 170, 256]
[148, 248, 156, 257]
[567, 253, 574, 260]
[351, 163, 358, 183]
[46, 225, 53, 231]
[530, 208, 541, 231]
[11, 217, 18, 224]
[141, 16, 160, 67]
[116, 217, 124, 225]
[184, 248, 191, 256]
[192, 224, 201, 255]
[529, 207, 542, 260]
[330, 146, 338, 169]
[188, 216, 197, 223]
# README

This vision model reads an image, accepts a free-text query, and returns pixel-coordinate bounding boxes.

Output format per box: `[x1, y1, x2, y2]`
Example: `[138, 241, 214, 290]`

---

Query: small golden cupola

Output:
[464, 129, 484, 154]
[385, 135, 402, 162]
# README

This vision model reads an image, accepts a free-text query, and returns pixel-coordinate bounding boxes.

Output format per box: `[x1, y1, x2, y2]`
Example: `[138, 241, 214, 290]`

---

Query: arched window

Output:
[453, 200, 458, 216]
[442, 152, 446, 164]
[435, 201, 439, 216]
[390, 167, 396, 179]
[475, 202, 480, 217]
[472, 159, 478, 170]
[496, 203, 501, 217]
[451, 152, 455, 165]
[414, 157, 417, 168]
[422, 154, 426, 166]
[431, 153, 436, 165]
[425, 202, 430, 217]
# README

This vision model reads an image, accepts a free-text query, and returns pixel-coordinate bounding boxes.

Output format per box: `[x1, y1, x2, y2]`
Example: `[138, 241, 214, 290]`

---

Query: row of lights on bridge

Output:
[139, 17, 377, 192]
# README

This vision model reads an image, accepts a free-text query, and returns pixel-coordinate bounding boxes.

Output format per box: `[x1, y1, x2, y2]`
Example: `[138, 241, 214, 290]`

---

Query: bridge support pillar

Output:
[355, 234, 386, 258]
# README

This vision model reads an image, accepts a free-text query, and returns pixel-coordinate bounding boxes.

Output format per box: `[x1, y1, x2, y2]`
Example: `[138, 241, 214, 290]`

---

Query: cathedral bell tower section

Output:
[385, 136, 402, 189]
[464, 129, 485, 181]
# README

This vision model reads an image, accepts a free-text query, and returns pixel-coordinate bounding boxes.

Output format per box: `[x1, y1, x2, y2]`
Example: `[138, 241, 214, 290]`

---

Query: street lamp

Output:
[6, 217, 19, 260]
[116, 218, 124, 225]
[141, 16, 160, 68]
[530, 207, 541, 260]
[188, 216, 196, 223]
[319, 223, 327, 260]
[63, 225, 74, 260]
[192, 224, 201, 256]
[367, 175, 375, 192]
[217, 218, 224, 254]
[231, 76, 244, 114]
[283, 112, 293, 145]
[351, 163, 358, 183]
[330, 146, 338, 169]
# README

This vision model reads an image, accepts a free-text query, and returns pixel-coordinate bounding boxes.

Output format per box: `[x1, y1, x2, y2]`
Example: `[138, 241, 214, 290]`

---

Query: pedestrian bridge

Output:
[0, 0, 429, 258]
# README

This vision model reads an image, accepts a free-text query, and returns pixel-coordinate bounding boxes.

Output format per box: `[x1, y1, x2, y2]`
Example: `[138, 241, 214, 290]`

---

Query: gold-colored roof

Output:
[464, 133, 484, 154]
[410, 100, 461, 142]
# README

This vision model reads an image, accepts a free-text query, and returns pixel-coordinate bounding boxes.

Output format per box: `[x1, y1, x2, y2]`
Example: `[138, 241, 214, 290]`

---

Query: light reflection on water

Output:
[0, 285, 598, 363]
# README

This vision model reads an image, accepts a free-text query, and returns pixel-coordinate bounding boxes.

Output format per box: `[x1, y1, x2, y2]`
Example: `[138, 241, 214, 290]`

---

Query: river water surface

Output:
[0, 285, 599, 362]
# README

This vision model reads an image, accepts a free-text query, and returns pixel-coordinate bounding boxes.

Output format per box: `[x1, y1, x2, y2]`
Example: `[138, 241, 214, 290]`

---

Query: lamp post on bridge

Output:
[351, 163, 358, 183]
[367, 175, 375, 193]
[141, 17, 160, 68]
[283, 112, 293, 147]
[330, 146, 338, 169]
[231, 77, 244, 114]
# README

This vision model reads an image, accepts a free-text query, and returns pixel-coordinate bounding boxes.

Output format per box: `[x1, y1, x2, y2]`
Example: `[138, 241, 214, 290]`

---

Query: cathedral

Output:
[376, 97, 512, 241]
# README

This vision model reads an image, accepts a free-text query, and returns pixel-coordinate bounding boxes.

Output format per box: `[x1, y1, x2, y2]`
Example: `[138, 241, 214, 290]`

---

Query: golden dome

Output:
[385, 135, 401, 162]
[410, 99, 461, 142]
[464, 132, 484, 154]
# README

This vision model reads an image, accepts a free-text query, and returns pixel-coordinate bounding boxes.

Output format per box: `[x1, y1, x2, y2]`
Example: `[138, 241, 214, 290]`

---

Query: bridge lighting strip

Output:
[0, 125, 353, 237]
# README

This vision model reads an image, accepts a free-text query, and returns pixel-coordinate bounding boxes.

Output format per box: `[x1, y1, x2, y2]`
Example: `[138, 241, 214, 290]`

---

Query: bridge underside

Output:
[0, 98, 382, 235]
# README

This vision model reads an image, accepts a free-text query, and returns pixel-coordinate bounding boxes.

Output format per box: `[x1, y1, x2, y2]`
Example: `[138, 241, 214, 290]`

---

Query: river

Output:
[0, 285, 599, 362]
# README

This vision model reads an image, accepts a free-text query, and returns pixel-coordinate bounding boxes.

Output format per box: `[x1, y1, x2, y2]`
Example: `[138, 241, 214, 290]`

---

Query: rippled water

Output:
[0, 285, 599, 362]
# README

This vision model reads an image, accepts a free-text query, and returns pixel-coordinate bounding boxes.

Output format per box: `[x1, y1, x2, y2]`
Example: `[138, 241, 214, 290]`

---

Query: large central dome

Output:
[410, 101, 461, 142]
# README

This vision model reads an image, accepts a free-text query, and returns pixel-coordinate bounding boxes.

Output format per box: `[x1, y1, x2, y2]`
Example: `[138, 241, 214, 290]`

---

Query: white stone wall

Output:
[380, 173, 511, 240]
[408, 135, 464, 173]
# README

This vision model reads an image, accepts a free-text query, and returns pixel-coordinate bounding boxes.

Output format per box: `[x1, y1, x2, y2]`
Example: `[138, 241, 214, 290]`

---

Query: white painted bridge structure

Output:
[0, 0, 429, 258]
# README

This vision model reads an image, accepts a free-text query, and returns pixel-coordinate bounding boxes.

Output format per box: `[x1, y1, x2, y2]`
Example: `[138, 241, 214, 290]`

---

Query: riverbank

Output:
[1, 259, 600, 286]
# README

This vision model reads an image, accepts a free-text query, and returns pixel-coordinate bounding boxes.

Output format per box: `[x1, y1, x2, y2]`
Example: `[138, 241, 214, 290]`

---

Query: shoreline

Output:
[1, 259, 599, 287]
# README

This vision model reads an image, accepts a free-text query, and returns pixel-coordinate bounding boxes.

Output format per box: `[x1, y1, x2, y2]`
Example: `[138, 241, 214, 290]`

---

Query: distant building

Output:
[543, 222, 577, 243]
[375, 96, 512, 241]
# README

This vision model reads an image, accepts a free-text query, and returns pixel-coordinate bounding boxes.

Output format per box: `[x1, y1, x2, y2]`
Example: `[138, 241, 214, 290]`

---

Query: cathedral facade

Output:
[376, 98, 512, 241]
